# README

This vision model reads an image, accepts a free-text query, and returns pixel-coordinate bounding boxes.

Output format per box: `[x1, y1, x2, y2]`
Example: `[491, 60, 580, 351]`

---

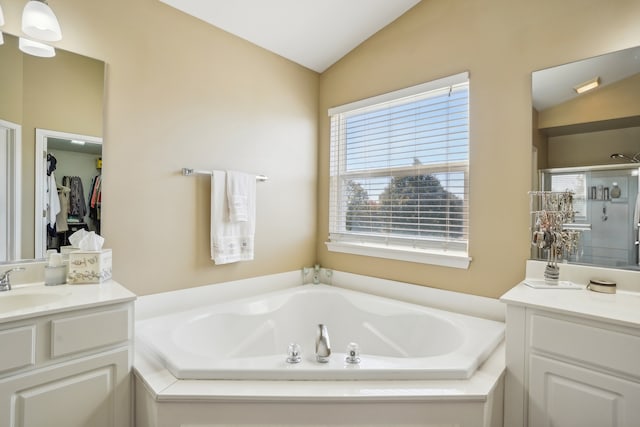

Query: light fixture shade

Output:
[0, 3, 5, 26]
[19, 37, 55, 57]
[0, 32, 4, 46]
[22, 0, 62, 42]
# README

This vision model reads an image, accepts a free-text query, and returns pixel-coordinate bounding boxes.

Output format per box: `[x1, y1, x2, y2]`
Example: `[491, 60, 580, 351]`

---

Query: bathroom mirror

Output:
[0, 33, 105, 263]
[531, 45, 640, 270]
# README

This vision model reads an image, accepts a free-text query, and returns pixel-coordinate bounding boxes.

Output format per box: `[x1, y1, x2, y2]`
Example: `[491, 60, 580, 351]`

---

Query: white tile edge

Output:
[331, 271, 505, 322]
[135, 269, 504, 323]
[135, 271, 302, 321]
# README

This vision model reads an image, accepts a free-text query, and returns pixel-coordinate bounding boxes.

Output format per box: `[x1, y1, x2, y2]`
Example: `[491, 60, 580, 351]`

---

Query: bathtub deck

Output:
[135, 341, 504, 402]
[135, 339, 504, 427]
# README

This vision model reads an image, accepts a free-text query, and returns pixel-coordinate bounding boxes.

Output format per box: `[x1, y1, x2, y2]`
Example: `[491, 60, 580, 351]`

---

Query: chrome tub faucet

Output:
[315, 324, 331, 363]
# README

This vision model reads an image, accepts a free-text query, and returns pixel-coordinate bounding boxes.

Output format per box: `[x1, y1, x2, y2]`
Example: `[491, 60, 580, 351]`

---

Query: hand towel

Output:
[210, 171, 256, 264]
[226, 170, 253, 222]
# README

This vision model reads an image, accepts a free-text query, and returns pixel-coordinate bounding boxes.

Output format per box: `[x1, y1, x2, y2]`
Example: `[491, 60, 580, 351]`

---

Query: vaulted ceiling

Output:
[159, 0, 421, 72]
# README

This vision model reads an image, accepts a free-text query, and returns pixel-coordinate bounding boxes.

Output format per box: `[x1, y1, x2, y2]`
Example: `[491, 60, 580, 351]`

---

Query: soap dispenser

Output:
[44, 251, 67, 286]
[610, 182, 621, 199]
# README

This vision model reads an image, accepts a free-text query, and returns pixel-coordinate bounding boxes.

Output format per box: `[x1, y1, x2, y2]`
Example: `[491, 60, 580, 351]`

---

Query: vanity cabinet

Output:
[0, 297, 134, 427]
[502, 284, 640, 427]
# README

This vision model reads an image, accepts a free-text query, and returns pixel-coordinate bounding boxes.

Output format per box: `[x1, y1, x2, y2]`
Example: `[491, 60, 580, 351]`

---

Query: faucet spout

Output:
[0, 267, 25, 292]
[315, 324, 331, 363]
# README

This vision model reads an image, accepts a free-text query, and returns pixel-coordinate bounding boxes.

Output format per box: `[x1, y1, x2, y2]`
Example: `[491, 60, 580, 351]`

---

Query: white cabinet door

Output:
[529, 355, 640, 427]
[0, 347, 130, 427]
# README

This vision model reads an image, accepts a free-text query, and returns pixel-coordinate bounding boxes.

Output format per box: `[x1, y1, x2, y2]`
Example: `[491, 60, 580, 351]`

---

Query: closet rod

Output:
[181, 168, 268, 182]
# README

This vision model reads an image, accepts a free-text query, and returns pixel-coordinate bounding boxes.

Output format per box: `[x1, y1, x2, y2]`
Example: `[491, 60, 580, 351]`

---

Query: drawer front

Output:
[0, 325, 36, 375]
[530, 313, 640, 378]
[51, 307, 130, 358]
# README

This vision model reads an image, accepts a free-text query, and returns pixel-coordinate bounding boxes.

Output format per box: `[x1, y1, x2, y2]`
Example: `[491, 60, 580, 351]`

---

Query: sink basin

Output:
[0, 291, 70, 312]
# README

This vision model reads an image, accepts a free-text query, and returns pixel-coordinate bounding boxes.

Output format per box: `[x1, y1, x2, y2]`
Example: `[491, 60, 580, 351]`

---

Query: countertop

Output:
[501, 282, 640, 328]
[0, 280, 136, 323]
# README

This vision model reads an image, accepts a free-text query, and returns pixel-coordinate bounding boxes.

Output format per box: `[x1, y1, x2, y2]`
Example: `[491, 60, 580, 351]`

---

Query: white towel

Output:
[210, 170, 256, 264]
[226, 170, 253, 222]
[47, 172, 61, 227]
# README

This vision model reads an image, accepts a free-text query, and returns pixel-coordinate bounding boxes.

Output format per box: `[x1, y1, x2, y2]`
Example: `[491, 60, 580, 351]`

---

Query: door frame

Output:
[0, 118, 22, 262]
[35, 128, 102, 259]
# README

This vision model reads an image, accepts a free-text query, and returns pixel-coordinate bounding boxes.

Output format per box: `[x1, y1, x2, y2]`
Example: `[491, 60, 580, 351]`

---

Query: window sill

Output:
[325, 241, 472, 269]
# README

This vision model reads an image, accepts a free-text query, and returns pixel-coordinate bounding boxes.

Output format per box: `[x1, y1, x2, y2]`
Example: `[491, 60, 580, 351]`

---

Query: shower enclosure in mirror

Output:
[532, 45, 640, 270]
[0, 32, 105, 263]
[536, 164, 639, 269]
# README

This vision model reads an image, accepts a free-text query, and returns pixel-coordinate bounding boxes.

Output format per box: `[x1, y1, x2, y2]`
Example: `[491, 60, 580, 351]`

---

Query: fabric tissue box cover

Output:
[67, 249, 112, 284]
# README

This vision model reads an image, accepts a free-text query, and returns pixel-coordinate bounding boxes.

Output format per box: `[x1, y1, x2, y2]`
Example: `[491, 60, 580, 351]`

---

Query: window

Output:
[549, 173, 587, 220]
[327, 72, 471, 268]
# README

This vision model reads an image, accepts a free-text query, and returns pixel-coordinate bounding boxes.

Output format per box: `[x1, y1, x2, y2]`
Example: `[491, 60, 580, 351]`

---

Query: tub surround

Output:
[502, 261, 640, 427]
[134, 271, 505, 427]
[136, 284, 504, 381]
[135, 270, 302, 321]
[135, 268, 506, 322]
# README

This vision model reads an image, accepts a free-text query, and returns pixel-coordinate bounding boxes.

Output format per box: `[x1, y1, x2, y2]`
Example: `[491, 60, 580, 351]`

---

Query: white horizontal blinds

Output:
[329, 73, 469, 251]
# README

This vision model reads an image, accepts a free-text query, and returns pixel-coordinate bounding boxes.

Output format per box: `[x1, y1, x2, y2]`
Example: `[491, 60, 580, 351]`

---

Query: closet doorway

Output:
[35, 129, 103, 259]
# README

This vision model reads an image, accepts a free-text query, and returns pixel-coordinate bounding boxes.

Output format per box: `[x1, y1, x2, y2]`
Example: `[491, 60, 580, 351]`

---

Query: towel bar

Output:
[182, 168, 268, 182]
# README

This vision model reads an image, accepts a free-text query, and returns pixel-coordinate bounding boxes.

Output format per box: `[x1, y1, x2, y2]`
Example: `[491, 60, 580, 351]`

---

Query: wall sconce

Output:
[573, 77, 600, 94]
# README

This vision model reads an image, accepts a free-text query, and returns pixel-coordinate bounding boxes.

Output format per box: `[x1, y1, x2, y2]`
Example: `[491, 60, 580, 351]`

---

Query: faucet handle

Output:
[0, 267, 26, 290]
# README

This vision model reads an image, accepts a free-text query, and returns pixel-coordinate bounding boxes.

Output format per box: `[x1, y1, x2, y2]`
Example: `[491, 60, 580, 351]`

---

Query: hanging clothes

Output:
[63, 176, 87, 218]
[47, 171, 61, 236]
[88, 175, 102, 222]
[47, 153, 57, 176]
[56, 186, 71, 232]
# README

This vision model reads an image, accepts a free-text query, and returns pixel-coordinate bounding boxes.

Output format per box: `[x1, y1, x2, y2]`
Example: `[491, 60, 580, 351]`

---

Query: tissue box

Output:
[59, 245, 74, 260]
[67, 249, 112, 284]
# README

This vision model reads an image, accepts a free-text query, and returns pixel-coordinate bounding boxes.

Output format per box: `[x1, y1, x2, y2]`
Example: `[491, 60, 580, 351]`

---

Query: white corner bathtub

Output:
[136, 284, 504, 381]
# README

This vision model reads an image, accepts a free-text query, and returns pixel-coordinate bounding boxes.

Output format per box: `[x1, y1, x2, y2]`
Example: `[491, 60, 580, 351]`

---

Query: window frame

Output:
[326, 72, 472, 269]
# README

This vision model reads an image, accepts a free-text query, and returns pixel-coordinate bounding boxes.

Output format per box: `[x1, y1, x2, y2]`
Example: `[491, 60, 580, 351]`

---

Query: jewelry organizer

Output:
[529, 191, 581, 285]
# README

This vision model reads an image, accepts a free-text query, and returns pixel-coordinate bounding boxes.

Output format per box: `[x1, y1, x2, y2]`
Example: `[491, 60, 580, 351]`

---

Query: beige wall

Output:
[0, 35, 23, 124]
[532, 109, 548, 171]
[318, 0, 640, 298]
[547, 127, 640, 168]
[536, 72, 640, 172]
[2, 0, 319, 295]
[538, 72, 640, 130]
[4, 0, 640, 298]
